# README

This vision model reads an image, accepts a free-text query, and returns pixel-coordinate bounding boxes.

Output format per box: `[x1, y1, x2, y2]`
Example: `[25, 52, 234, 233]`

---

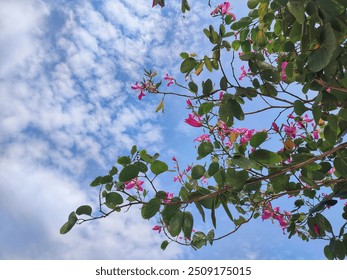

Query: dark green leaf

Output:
[270, 174, 290, 194]
[109, 166, 118, 176]
[220, 194, 234, 221]
[250, 131, 267, 148]
[141, 198, 161, 219]
[287, 1, 305, 24]
[188, 81, 198, 93]
[191, 231, 207, 249]
[211, 199, 217, 229]
[229, 99, 244, 120]
[334, 157, 347, 177]
[202, 79, 213, 96]
[150, 160, 168, 175]
[294, 100, 307, 116]
[106, 192, 124, 209]
[76, 205, 92, 216]
[324, 125, 337, 146]
[117, 156, 131, 165]
[60, 221, 74, 234]
[220, 76, 228, 90]
[231, 156, 259, 169]
[247, 0, 259, 9]
[118, 164, 139, 182]
[182, 211, 194, 239]
[191, 165, 206, 180]
[207, 229, 215, 245]
[194, 202, 206, 222]
[198, 141, 214, 158]
[90, 176, 102, 187]
[180, 57, 197, 73]
[250, 149, 282, 165]
[168, 210, 184, 237]
[100, 175, 113, 184]
[161, 240, 169, 250]
[208, 162, 220, 176]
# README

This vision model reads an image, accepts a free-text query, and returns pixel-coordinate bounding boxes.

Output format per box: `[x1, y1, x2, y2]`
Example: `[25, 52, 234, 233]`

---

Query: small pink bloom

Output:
[185, 114, 202, 127]
[152, 225, 162, 233]
[125, 178, 144, 191]
[262, 210, 272, 220]
[281, 61, 288, 82]
[328, 167, 335, 175]
[174, 173, 183, 183]
[272, 122, 279, 132]
[312, 130, 319, 140]
[163, 192, 174, 204]
[219, 91, 224, 100]
[239, 65, 247, 81]
[186, 99, 193, 107]
[138, 91, 146, 100]
[172, 156, 177, 162]
[283, 124, 297, 138]
[313, 224, 320, 235]
[326, 87, 331, 93]
[194, 134, 211, 142]
[163, 73, 175, 87]
[185, 165, 192, 172]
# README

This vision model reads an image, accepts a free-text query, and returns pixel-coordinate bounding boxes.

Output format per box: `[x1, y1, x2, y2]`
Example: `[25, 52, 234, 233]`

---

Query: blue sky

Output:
[0, 0, 329, 259]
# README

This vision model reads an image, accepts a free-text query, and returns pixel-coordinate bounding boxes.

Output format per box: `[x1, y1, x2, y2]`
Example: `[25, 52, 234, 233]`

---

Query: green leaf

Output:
[161, 240, 169, 250]
[220, 194, 234, 222]
[182, 212, 194, 239]
[260, 82, 277, 96]
[208, 162, 220, 176]
[76, 205, 92, 216]
[118, 164, 139, 182]
[150, 160, 168, 175]
[90, 176, 102, 187]
[324, 245, 335, 260]
[204, 56, 213, 72]
[250, 149, 282, 165]
[226, 168, 249, 191]
[211, 199, 217, 229]
[247, 0, 259, 9]
[180, 57, 197, 73]
[117, 156, 131, 166]
[220, 76, 228, 90]
[231, 156, 258, 169]
[219, 102, 234, 127]
[202, 79, 213, 96]
[229, 99, 244, 120]
[188, 81, 198, 93]
[334, 240, 346, 260]
[270, 174, 290, 194]
[207, 229, 215, 245]
[334, 157, 347, 177]
[250, 131, 267, 148]
[287, 1, 305, 24]
[324, 125, 337, 146]
[307, 24, 336, 72]
[191, 165, 206, 180]
[100, 175, 113, 184]
[60, 212, 77, 234]
[168, 210, 184, 237]
[105, 192, 124, 209]
[191, 231, 207, 249]
[294, 100, 307, 116]
[194, 202, 206, 222]
[198, 141, 214, 158]
[109, 166, 118, 176]
[141, 198, 161, 219]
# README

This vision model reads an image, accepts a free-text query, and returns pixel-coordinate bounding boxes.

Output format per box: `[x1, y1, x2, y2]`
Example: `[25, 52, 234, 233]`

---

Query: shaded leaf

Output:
[76, 205, 92, 216]
[141, 198, 161, 219]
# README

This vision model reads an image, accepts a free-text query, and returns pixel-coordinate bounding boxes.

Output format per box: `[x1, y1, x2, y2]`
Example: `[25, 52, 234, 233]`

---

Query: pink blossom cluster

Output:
[273, 113, 319, 140]
[281, 61, 288, 82]
[163, 74, 175, 87]
[210, 2, 236, 19]
[131, 81, 157, 100]
[262, 203, 291, 231]
[125, 178, 144, 191]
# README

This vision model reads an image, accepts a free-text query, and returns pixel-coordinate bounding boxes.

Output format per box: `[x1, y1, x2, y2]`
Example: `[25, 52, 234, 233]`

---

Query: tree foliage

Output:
[61, 0, 347, 259]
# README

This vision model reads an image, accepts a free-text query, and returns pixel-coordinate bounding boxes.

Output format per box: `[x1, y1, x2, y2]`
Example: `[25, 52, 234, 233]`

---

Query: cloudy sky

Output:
[0, 0, 328, 260]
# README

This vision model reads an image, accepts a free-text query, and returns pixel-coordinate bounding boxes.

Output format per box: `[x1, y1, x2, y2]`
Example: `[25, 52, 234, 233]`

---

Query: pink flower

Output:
[211, 2, 236, 19]
[219, 91, 224, 100]
[281, 61, 288, 82]
[163, 73, 175, 87]
[262, 209, 272, 220]
[239, 65, 247, 80]
[125, 178, 144, 191]
[328, 167, 335, 175]
[152, 225, 162, 233]
[272, 122, 279, 132]
[131, 82, 146, 100]
[163, 192, 174, 204]
[172, 156, 177, 162]
[283, 124, 297, 138]
[312, 130, 319, 140]
[326, 87, 331, 93]
[194, 134, 211, 142]
[240, 129, 255, 144]
[186, 99, 193, 107]
[186, 165, 192, 172]
[185, 114, 202, 127]
[174, 172, 183, 183]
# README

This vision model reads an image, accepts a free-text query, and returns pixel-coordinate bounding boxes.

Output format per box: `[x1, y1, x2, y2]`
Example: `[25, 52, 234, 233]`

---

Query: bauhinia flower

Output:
[238, 65, 248, 81]
[283, 124, 297, 138]
[131, 82, 146, 100]
[163, 192, 174, 204]
[281, 61, 288, 81]
[152, 225, 162, 233]
[194, 134, 211, 142]
[272, 122, 280, 132]
[185, 113, 202, 127]
[211, 2, 236, 19]
[163, 73, 175, 87]
[186, 99, 193, 108]
[124, 178, 144, 191]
